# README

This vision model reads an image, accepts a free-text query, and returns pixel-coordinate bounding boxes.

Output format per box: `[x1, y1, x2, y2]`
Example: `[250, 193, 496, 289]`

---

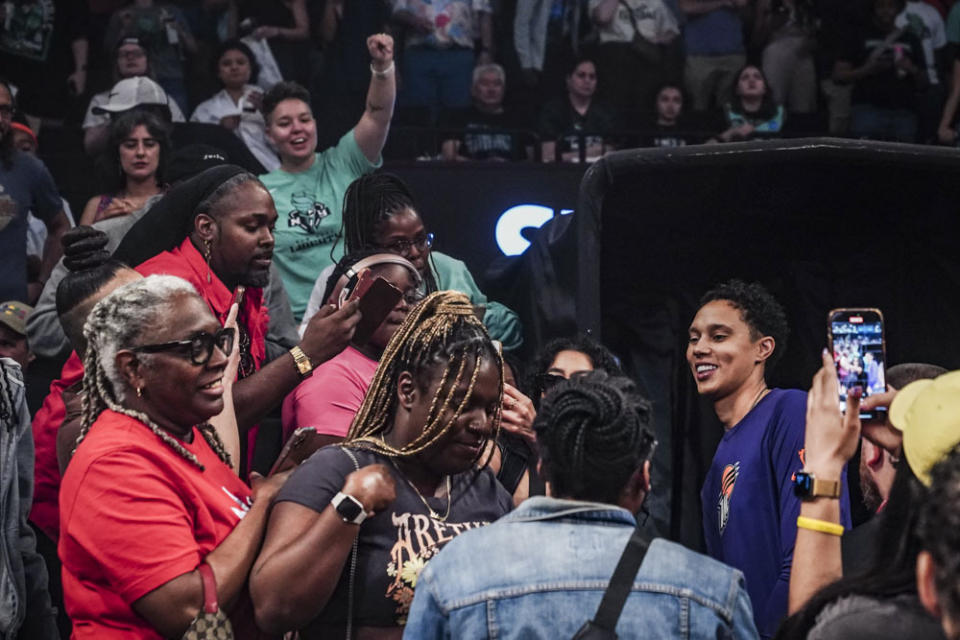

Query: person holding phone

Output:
[251, 290, 512, 638]
[281, 250, 422, 443]
[687, 279, 851, 638]
[113, 165, 361, 475]
[300, 172, 523, 351]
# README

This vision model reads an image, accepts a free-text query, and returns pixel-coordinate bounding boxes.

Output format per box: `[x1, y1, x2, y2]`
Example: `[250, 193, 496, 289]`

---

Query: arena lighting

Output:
[495, 205, 574, 256]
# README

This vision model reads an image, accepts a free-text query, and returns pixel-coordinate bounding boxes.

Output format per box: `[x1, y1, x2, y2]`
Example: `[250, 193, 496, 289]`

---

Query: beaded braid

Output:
[73, 275, 233, 470]
[345, 291, 503, 460]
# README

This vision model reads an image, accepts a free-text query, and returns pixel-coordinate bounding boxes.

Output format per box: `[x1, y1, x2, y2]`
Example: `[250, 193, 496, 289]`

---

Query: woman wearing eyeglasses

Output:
[281, 250, 423, 443]
[299, 172, 523, 351]
[59, 275, 291, 639]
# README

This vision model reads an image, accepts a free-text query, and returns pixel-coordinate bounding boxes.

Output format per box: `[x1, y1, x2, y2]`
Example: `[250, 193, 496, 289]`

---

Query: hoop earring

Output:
[203, 239, 212, 284]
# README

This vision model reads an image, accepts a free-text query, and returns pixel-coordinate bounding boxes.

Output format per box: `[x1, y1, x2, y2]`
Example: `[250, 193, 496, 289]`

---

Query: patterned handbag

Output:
[182, 563, 234, 640]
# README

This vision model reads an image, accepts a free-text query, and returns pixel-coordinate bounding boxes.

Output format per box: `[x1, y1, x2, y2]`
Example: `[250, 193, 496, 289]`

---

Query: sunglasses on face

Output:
[381, 232, 434, 257]
[132, 327, 235, 366]
[536, 370, 598, 394]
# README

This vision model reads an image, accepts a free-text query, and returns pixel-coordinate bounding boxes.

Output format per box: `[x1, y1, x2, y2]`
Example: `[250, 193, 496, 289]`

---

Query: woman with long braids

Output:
[252, 290, 513, 638]
[299, 172, 524, 351]
[58, 275, 289, 638]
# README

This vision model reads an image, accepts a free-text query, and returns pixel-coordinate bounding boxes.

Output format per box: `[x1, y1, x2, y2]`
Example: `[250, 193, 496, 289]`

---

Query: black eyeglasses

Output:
[132, 327, 235, 366]
[381, 232, 434, 257]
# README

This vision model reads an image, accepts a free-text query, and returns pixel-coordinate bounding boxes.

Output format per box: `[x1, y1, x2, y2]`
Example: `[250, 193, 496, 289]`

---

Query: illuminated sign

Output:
[495, 204, 574, 256]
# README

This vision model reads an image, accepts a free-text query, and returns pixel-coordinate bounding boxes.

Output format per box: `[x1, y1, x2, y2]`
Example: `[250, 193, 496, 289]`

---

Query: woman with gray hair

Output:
[58, 274, 288, 638]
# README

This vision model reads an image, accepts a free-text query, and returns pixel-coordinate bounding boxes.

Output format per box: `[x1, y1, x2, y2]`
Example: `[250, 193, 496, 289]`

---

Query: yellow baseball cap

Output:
[889, 369, 960, 486]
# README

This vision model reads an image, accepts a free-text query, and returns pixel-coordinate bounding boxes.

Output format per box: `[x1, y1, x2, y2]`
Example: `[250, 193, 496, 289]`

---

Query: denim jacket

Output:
[0, 359, 57, 639]
[404, 496, 759, 639]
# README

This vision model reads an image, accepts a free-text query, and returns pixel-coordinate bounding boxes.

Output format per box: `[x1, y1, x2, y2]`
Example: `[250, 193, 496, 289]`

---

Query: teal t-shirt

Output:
[430, 252, 524, 351]
[260, 129, 381, 320]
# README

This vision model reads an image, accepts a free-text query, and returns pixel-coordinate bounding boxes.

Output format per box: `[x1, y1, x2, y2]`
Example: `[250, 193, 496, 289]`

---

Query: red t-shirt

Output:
[30, 351, 84, 542]
[59, 409, 255, 639]
[280, 346, 378, 441]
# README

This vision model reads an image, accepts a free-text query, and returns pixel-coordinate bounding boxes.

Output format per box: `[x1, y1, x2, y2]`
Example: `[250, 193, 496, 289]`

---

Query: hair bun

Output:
[62, 226, 112, 273]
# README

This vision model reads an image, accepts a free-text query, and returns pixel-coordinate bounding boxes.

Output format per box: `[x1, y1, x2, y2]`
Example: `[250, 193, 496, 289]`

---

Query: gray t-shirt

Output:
[809, 593, 946, 640]
[0, 152, 62, 301]
[276, 445, 512, 633]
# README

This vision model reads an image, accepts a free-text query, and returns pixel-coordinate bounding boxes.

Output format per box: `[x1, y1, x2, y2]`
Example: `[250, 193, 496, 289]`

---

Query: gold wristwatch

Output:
[793, 471, 842, 500]
[290, 346, 313, 378]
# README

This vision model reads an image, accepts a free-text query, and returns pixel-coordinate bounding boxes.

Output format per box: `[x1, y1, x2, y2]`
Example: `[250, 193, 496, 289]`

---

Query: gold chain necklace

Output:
[389, 458, 452, 521]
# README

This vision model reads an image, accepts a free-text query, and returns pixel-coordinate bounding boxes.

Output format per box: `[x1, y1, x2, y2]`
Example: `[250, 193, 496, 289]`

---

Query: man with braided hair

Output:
[59, 275, 291, 638]
[113, 165, 362, 474]
[252, 290, 513, 637]
[403, 371, 759, 639]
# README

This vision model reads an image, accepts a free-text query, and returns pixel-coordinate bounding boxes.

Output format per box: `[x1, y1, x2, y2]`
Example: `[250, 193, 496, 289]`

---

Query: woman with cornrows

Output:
[58, 275, 290, 638]
[252, 290, 513, 638]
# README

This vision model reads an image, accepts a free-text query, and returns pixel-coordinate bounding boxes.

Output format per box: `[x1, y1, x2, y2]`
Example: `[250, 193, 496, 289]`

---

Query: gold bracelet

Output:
[797, 516, 844, 536]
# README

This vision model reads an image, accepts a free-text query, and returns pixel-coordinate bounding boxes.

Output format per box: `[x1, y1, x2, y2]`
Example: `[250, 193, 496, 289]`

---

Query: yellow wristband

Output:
[797, 516, 844, 536]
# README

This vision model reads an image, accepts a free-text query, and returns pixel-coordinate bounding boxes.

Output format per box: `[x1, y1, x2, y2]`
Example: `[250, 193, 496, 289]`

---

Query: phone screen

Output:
[829, 309, 886, 420]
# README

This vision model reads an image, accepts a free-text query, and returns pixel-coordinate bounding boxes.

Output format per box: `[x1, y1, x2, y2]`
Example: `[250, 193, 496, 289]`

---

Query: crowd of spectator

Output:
[3, 1, 960, 640]
[5, 0, 960, 168]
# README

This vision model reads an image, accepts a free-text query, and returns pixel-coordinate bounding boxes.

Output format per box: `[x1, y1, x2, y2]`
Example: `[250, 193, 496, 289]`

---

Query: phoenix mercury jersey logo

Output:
[717, 462, 740, 536]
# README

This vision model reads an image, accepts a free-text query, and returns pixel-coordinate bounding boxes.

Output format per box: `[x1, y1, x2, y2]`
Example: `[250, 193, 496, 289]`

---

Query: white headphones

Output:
[334, 253, 422, 307]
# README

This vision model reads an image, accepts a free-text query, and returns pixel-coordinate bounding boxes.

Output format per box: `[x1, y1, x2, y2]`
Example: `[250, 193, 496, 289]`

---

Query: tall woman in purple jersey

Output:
[687, 279, 851, 639]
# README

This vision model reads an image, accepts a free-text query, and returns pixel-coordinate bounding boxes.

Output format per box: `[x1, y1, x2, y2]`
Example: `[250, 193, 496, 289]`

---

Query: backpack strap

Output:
[573, 526, 651, 638]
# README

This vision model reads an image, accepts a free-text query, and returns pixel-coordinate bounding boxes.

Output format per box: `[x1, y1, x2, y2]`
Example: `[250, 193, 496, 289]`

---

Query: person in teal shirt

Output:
[300, 172, 524, 351]
[260, 33, 396, 321]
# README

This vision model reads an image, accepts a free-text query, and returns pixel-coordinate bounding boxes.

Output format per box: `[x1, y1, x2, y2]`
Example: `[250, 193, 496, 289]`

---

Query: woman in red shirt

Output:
[59, 274, 288, 638]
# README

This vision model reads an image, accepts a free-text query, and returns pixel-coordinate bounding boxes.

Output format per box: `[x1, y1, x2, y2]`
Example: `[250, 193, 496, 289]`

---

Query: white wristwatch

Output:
[331, 491, 367, 525]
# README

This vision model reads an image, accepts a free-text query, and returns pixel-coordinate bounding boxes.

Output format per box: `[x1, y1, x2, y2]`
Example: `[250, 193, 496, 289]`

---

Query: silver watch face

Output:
[336, 493, 364, 522]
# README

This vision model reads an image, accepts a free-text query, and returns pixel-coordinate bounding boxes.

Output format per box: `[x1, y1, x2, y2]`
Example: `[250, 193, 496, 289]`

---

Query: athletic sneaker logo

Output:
[717, 462, 741, 536]
[287, 191, 330, 233]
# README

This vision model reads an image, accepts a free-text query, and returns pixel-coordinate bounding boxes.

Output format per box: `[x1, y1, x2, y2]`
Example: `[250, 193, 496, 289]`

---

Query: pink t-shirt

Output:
[281, 346, 379, 441]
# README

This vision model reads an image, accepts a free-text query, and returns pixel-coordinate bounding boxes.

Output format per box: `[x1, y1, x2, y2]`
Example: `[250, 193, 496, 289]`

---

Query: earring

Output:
[136, 386, 144, 398]
[203, 239, 212, 284]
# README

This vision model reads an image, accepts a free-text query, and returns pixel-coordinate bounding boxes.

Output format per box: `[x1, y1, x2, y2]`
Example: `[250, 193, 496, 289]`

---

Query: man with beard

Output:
[113, 165, 361, 474]
[842, 362, 947, 575]
[0, 78, 71, 304]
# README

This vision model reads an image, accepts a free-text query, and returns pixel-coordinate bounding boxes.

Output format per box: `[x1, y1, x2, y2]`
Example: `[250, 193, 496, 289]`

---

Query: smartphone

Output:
[269, 427, 328, 475]
[827, 308, 886, 421]
[351, 276, 403, 345]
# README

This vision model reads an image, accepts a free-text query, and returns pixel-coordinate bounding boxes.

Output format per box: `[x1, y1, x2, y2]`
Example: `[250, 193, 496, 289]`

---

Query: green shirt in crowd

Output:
[261, 129, 381, 320]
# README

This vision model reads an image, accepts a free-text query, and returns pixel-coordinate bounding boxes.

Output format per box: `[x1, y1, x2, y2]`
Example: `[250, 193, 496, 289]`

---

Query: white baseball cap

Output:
[92, 76, 171, 115]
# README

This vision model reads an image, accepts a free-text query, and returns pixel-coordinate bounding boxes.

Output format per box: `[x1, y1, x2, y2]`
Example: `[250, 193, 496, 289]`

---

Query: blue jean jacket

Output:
[404, 497, 759, 640]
